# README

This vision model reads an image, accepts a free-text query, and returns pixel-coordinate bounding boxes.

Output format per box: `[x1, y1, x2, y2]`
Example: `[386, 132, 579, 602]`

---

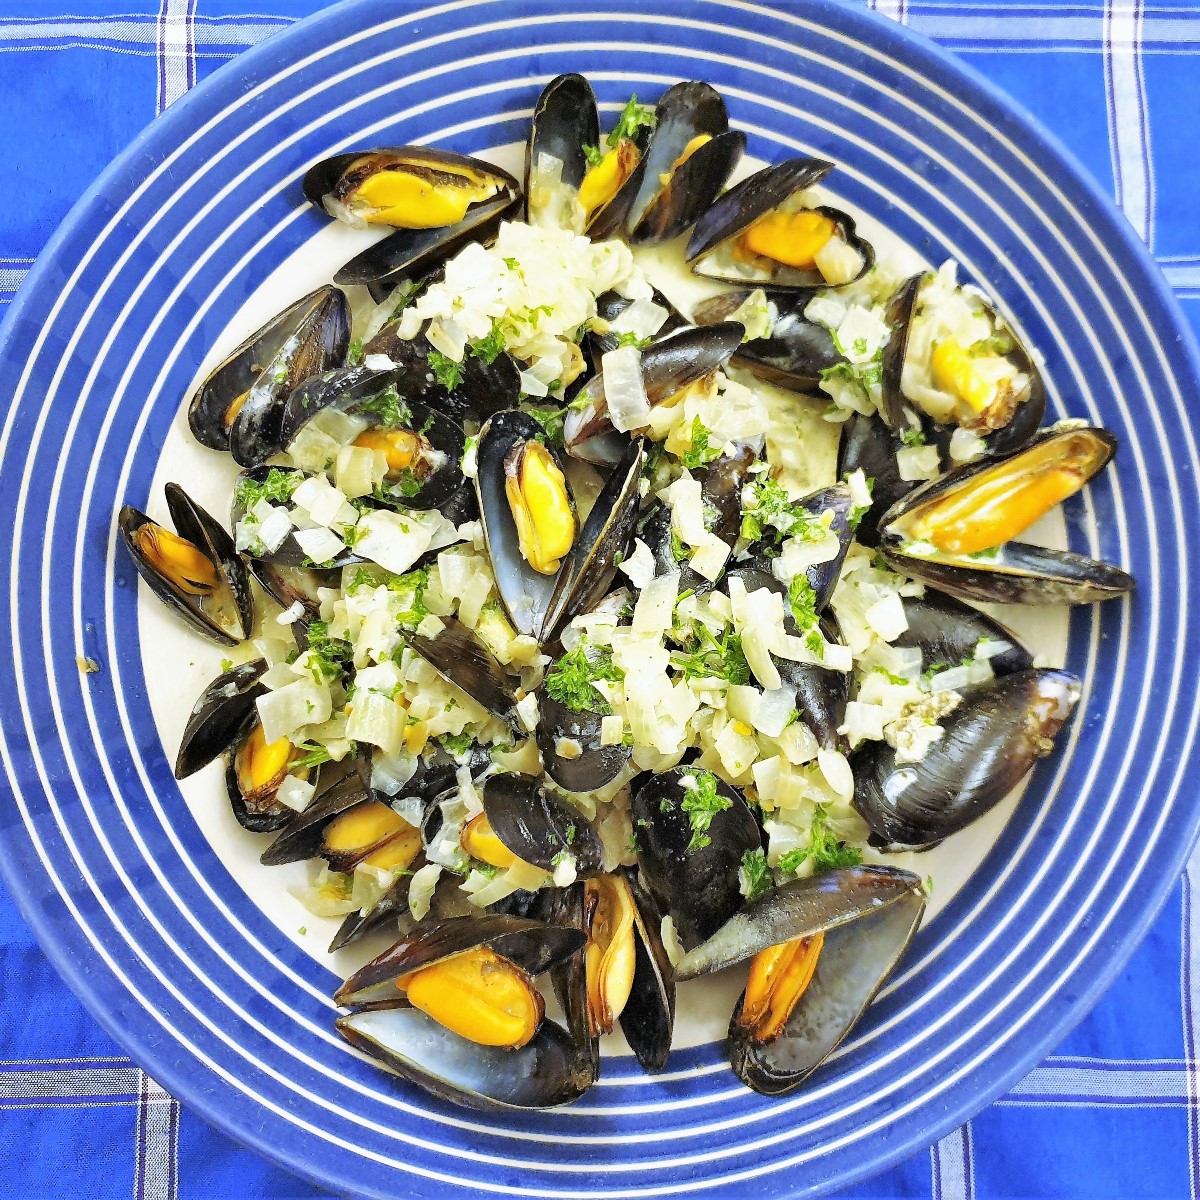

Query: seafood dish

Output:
[120, 76, 1133, 1111]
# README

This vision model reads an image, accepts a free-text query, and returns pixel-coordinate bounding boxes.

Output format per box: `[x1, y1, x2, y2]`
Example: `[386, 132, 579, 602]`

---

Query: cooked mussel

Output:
[120, 483, 253, 645]
[880, 425, 1135, 604]
[226, 720, 318, 834]
[687, 158, 874, 290]
[588, 287, 688, 359]
[537, 692, 631, 793]
[174, 659, 267, 779]
[837, 412, 920, 547]
[408, 617, 520, 728]
[853, 667, 1082, 849]
[631, 766, 762, 949]
[526, 73, 599, 231]
[674, 867, 924, 1095]
[481, 773, 603, 875]
[335, 192, 519, 302]
[693, 288, 844, 390]
[893, 590, 1033, 679]
[304, 147, 518, 230]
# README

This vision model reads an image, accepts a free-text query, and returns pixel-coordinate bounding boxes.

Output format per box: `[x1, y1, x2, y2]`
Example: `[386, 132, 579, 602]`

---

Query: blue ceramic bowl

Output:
[1, 2, 1198, 1197]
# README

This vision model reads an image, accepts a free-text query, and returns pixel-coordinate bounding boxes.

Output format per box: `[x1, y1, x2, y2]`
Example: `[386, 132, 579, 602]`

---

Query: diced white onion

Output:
[256, 679, 332, 744]
[275, 774, 315, 813]
[602, 345, 651, 432]
[345, 691, 406, 756]
[355, 510, 433, 574]
[896, 444, 942, 482]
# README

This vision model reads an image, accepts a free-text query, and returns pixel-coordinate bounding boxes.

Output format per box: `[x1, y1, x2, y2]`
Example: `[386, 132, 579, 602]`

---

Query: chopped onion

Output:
[355, 510, 432, 575]
[293, 526, 346, 566]
[275, 774, 315, 813]
[407, 863, 442, 922]
[602, 345, 651, 432]
[256, 679, 331, 744]
[618, 538, 657, 590]
[345, 691, 406, 756]
[632, 572, 678, 634]
[896, 444, 942, 482]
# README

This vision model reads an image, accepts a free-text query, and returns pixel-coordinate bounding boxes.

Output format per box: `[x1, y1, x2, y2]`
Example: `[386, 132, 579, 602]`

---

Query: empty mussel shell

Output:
[836, 411, 921, 547]
[852, 667, 1082, 849]
[119, 483, 253, 646]
[409, 616, 520, 728]
[536, 693, 631, 793]
[304, 147, 518, 230]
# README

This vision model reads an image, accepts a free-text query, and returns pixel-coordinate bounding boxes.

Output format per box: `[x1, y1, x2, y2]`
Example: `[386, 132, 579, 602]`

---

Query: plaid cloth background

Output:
[1, 1, 1198, 1196]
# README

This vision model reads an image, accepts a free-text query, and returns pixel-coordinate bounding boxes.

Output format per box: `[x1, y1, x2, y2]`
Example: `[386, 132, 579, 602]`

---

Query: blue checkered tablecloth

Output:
[1, 2, 1198, 1197]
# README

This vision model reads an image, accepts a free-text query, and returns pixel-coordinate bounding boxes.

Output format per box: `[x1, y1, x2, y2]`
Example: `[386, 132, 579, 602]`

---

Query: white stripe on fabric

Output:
[156, 0, 192, 111]
[0, 1065, 143, 1099]
[1012, 1064, 1192, 1101]
[1162, 264, 1200, 289]
[135, 1072, 179, 1200]
[0, 18, 282, 46]
[0, 268, 26, 293]
[1104, 0, 1155, 244]
[870, 0, 906, 26]
[930, 1123, 974, 1200]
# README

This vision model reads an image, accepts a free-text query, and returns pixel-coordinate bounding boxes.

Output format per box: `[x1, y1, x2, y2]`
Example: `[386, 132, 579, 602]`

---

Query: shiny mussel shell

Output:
[119, 483, 253, 646]
[525, 73, 599, 228]
[632, 767, 762, 949]
[303, 147, 518, 229]
[174, 659, 267, 779]
[409, 616, 521, 729]
[537, 692, 631, 794]
[853, 667, 1081, 850]
[481, 773, 603, 874]
[893, 590, 1033, 679]
[880, 425, 1134, 604]
[687, 158, 874, 291]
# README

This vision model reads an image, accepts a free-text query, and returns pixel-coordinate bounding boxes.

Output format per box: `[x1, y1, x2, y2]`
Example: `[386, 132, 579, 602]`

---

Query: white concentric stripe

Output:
[73, 49, 1126, 1134]
[0, 0, 1190, 1185]
[14, 4, 1171, 1161]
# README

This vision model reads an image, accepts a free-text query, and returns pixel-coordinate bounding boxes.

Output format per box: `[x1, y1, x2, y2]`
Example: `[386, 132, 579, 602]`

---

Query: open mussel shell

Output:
[693, 289, 844, 390]
[588, 287, 689, 359]
[621, 872, 676, 1072]
[174, 659, 267, 779]
[329, 856, 421, 953]
[625, 82, 731, 236]
[229, 466, 362, 570]
[337, 1004, 593, 1111]
[879, 425, 1134, 604]
[525, 73, 598, 227]
[281, 366, 466, 511]
[799, 482, 854, 610]
[188, 285, 350, 454]
[119, 483, 253, 646]
[631, 767, 762, 949]
[477, 409, 577, 636]
[224, 731, 301, 834]
[894, 590, 1033, 679]
[303, 147, 519, 229]
[335, 914, 585, 1006]
[882, 272, 1047, 451]
[837, 412, 920, 547]
[335, 192, 519, 301]
[729, 878, 925, 1095]
[482, 773, 603, 874]
[248, 560, 336, 616]
[410, 616, 520, 728]
[364, 319, 522, 425]
[563, 323, 744, 461]
[544, 884, 600, 1081]
[687, 158, 874, 291]
[853, 668, 1082, 850]
[537, 694, 631, 793]
[541, 436, 643, 644]
[674, 866, 924, 979]
[259, 759, 372, 865]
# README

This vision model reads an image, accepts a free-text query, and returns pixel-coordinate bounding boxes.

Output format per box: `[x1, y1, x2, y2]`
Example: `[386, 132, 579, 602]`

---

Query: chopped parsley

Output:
[740, 478, 829, 547]
[389, 278, 423, 318]
[346, 339, 364, 367]
[969, 333, 1013, 358]
[608, 94, 657, 147]
[739, 848, 774, 902]
[470, 322, 508, 364]
[900, 426, 926, 447]
[787, 576, 824, 656]
[291, 741, 335, 770]
[672, 625, 751, 686]
[819, 352, 884, 406]
[616, 329, 653, 350]
[678, 768, 731, 853]
[234, 467, 301, 513]
[582, 143, 604, 168]
[428, 350, 465, 391]
[438, 731, 474, 757]
[845, 473, 875, 531]
[778, 805, 863, 875]
[358, 385, 411, 429]
[524, 405, 566, 448]
[669, 527, 691, 564]
[219, 657, 234, 674]
[303, 619, 355, 686]
[544, 638, 624, 715]
[680, 417, 721, 470]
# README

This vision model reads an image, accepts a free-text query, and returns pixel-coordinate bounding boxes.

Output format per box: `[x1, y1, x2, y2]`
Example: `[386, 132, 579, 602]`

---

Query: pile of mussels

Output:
[118, 75, 1133, 1110]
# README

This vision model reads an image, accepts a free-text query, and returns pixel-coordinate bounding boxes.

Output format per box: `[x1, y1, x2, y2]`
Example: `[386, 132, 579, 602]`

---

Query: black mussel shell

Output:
[224, 288, 350, 467]
[281, 367, 465, 512]
[564, 323, 743, 458]
[729, 882, 925, 1095]
[621, 872, 676, 1073]
[335, 914, 585, 1006]
[541, 436, 643, 643]
[259, 760, 373, 866]
[537, 693, 631, 793]
[188, 285, 350, 453]
[525, 73, 599, 223]
[336, 1005, 593, 1111]
[175, 659, 267, 779]
[879, 272, 922, 431]
[674, 866, 923, 978]
[364, 321, 522, 425]
[544, 883, 601, 1082]
[880, 425, 1134, 604]
[853, 668, 1082, 849]
[693, 289, 844, 391]
[476, 409, 577, 637]
[626, 82, 730, 234]
[303, 147, 518, 228]
[589, 287, 689, 359]
[248, 560, 337, 616]
[329, 858, 421, 953]
[409, 617, 520, 728]
[229, 465, 362, 570]
[224, 739, 297, 834]
[630, 129, 745, 245]
[482, 773, 602, 874]
[335, 193, 519, 302]
[837, 412, 919, 548]
[894, 590, 1033, 678]
[119, 484, 253, 646]
[798, 482, 854, 611]
[631, 767, 762, 949]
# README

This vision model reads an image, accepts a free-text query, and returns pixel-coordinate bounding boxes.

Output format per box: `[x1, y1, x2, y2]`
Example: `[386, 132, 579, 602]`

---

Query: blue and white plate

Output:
[2, 1, 1198, 1197]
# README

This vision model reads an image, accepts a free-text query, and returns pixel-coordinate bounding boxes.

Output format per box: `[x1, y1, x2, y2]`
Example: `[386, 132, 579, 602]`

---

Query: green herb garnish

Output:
[680, 417, 721, 470]
[303, 619, 355, 686]
[672, 625, 752, 686]
[438, 732, 474, 757]
[582, 143, 604, 168]
[544, 638, 624, 715]
[616, 330, 653, 350]
[679, 768, 731, 853]
[234, 467, 301, 512]
[470, 322, 508, 364]
[346, 339, 364, 367]
[524, 405, 566, 448]
[778, 805, 863, 875]
[608, 94, 657, 147]
[900, 426, 926, 447]
[740, 478, 828, 547]
[428, 350, 465, 391]
[291, 741, 335, 770]
[740, 848, 774, 902]
[358, 385, 411, 429]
